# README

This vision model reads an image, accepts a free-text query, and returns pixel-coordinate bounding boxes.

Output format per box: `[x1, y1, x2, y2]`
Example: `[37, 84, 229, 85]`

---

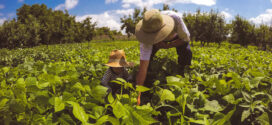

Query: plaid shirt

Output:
[101, 68, 129, 90]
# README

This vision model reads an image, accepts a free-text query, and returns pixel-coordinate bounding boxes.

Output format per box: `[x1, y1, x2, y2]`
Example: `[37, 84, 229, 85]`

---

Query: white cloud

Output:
[18, 0, 24, 2]
[55, 0, 79, 10]
[0, 13, 3, 16]
[76, 9, 136, 33]
[119, 0, 216, 9]
[122, 3, 130, 8]
[55, 4, 65, 10]
[220, 11, 232, 19]
[249, 9, 272, 25]
[115, 9, 134, 16]
[105, 0, 118, 4]
[76, 11, 121, 31]
[0, 18, 6, 25]
[190, 0, 216, 6]
[0, 4, 5, 9]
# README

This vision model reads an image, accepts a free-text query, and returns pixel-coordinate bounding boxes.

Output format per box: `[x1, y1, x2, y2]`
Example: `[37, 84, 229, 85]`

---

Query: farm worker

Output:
[101, 50, 134, 96]
[135, 9, 192, 105]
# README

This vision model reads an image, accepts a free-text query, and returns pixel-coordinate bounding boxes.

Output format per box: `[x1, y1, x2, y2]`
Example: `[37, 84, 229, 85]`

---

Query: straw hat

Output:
[105, 50, 134, 67]
[135, 9, 175, 45]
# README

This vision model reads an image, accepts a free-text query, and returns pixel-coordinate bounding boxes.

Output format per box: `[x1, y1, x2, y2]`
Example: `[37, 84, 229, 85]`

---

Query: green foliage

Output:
[0, 41, 271, 124]
[0, 4, 96, 49]
[183, 9, 228, 45]
[120, 8, 144, 38]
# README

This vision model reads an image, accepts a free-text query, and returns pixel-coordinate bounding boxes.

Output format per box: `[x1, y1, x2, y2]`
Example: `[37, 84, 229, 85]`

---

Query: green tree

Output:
[255, 24, 271, 50]
[161, 4, 178, 12]
[230, 15, 254, 47]
[120, 8, 143, 38]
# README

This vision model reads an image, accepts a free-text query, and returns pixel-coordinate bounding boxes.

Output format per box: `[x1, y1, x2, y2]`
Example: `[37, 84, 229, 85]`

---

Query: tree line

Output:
[0, 4, 121, 49]
[0, 4, 272, 49]
[121, 4, 272, 50]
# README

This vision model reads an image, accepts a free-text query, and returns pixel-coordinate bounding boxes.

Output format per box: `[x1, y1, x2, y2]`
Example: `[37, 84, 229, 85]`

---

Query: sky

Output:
[0, 0, 272, 32]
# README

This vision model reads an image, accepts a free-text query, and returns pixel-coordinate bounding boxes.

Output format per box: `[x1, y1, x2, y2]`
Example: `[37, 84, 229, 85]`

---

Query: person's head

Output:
[105, 50, 134, 74]
[135, 9, 175, 45]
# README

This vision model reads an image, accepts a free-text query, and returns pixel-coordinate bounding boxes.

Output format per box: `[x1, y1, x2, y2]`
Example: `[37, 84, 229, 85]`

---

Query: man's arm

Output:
[167, 39, 189, 48]
[136, 60, 150, 86]
[136, 60, 150, 105]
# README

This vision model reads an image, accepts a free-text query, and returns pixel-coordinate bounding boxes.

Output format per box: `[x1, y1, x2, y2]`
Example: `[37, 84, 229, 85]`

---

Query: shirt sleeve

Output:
[101, 69, 111, 89]
[175, 16, 190, 42]
[140, 42, 153, 60]
[162, 11, 190, 42]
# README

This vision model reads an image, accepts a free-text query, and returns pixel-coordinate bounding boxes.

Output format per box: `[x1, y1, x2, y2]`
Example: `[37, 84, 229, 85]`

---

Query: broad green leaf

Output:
[95, 115, 120, 125]
[107, 92, 115, 104]
[212, 107, 236, 125]
[153, 80, 160, 86]
[241, 91, 252, 103]
[176, 94, 188, 114]
[204, 100, 223, 112]
[9, 99, 25, 113]
[252, 92, 265, 97]
[250, 77, 264, 88]
[0, 98, 8, 109]
[116, 78, 127, 83]
[126, 104, 158, 125]
[241, 109, 251, 122]
[250, 71, 265, 77]
[25, 77, 37, 86]
[223, 94, 235, 104]
[95, 115, 109, 125]
[112, 101, 129, 119]
[1, 80, 6, 88]
[166, 76, 185, 87]
[2, 67, 10, 74]
[55, 96, 65, 112]
[72, 82, 85, 92]
[124, 82, 134, 90]
[66, 101, 89, 124]
[111, 80, 123, 85]
[256, 112, 270, 125]
[14, 78, 26, 102]
[58, 113, 76, 125]
[187, 117, 205, 124]
[16, 78, 26, 90]
[37, 82, 50, 89]
[167, 76, 180, 83]
[92, 106, 104, 119]
[107, 116, 120, 125]
[219, 79, 227, 86]
[187, 104, 198, 112]
[159, 89, 175, 102]
[91, 85, 107, 103]
[136, 85, 150, 92]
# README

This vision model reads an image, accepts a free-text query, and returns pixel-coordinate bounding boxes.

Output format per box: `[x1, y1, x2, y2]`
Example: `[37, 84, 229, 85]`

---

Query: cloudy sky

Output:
[0, 0, 272, 31]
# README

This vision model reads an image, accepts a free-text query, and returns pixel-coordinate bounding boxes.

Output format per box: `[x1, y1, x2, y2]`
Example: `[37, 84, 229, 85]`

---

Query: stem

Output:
[120, 84, 123, 100]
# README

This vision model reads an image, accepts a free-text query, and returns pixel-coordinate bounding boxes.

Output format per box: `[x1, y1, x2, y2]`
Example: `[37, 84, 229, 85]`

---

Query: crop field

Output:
[0, 41, 271, 125]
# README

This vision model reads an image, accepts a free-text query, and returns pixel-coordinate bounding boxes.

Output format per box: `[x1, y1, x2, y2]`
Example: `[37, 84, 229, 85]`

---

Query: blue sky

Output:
[0, 0, 272, 31]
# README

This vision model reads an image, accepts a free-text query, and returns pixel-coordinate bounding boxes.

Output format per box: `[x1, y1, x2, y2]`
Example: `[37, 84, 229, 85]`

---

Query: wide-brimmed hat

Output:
[105, 50, 134, 67]
[135, 9, 175, 45]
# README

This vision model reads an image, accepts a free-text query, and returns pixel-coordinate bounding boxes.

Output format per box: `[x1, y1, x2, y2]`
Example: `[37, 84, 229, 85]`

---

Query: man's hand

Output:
[154, 42, 170, 49]
[137, 92, 141, 105]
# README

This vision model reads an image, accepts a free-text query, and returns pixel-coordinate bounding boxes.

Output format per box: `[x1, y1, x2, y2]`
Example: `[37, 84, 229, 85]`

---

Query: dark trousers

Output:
[149, 42, 192, 75]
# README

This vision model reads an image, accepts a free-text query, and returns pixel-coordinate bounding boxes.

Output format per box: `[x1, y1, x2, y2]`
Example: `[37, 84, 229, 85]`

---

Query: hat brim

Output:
[135, 15, 175, 45]
[105, 62, 134, 67]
